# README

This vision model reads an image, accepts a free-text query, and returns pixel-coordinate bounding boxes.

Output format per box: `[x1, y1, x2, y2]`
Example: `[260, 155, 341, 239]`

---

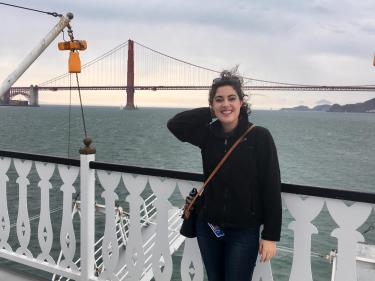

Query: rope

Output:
[277, 245, 326, 259]
[64, 24, 88, 140]
[68, 74, 72, 158]
[9, 193, 81, 230]
[0, 2, 62, 17]
[75, 73, 88, 138]
[10, 207, 63, 229]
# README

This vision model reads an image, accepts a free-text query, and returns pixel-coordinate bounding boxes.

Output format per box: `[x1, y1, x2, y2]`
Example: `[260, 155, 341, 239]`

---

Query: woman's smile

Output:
[212, 85, 243, 132]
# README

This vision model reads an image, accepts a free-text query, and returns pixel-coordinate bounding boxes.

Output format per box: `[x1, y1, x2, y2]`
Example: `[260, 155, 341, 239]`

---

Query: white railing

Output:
[0, 150, 374, 281]
[0, 156, 81, 280]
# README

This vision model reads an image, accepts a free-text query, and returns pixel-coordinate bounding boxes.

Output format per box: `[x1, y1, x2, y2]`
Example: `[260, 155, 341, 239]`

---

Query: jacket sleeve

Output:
[167, 107, 212, 147]
[257, 128, 282, 241]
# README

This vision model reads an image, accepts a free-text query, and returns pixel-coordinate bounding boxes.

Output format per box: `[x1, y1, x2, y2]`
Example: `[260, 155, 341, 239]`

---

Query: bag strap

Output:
[185, 124, 256, 214]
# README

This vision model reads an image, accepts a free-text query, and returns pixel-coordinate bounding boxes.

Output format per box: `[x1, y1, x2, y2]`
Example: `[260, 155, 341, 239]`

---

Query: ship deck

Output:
[0, 266, 45, 281]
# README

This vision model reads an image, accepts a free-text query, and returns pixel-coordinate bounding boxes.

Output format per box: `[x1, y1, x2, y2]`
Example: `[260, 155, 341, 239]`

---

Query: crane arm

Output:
[0, 13, 73, 100]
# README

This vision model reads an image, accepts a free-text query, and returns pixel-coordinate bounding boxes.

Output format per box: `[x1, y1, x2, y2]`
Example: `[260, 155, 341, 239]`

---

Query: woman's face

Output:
[211, 85, 243, 132]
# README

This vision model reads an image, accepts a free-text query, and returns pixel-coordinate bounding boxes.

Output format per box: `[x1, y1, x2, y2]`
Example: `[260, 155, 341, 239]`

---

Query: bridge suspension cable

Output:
[40, 41, 129, 86]
[133, 41, 220, 74]
[133, 40, 320, 87]
[30, 39, 375, 98]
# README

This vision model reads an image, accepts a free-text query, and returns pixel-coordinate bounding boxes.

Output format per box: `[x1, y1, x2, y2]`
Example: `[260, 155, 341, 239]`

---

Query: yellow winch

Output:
[58, 40, 87, 73]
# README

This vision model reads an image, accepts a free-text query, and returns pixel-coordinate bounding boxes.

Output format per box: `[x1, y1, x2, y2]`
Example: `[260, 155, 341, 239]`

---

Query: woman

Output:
[167, 70, 282, 281]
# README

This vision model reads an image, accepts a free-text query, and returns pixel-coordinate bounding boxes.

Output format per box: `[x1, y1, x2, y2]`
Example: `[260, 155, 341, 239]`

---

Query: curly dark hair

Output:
[208, 69, 250, 116]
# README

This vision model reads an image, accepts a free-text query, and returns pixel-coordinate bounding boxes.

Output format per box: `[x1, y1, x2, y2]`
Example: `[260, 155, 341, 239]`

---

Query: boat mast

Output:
[0, 13, 73, 100]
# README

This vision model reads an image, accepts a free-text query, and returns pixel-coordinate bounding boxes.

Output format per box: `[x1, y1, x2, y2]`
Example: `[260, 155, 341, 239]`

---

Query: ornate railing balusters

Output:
[97, 170, 122, 281]
[149, 177, 176, 281]
[177, 180, 204, 281]
[58, 164, 79, 272]
[35, 162, 56, 264]
[0, 157, 11, 251]
[14, 159, 33, 258]
[326, 199, 373, 281]
[283, 194, 325, 281]
[252, 257, 274, 281]
[122, 173, 148, 280]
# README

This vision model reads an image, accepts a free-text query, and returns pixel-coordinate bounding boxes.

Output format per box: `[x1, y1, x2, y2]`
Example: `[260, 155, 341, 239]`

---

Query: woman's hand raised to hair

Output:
[259, 239, 277, 262]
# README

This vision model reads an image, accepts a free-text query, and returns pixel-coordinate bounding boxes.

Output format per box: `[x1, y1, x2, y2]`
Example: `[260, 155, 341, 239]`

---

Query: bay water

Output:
[0, 105, 374, 280]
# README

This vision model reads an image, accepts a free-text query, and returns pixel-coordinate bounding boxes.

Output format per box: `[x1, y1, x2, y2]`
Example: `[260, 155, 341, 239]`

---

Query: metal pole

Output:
[330, 250, 337, 281]
[80, 140, 96, 281]
[0, 13, 73, 100]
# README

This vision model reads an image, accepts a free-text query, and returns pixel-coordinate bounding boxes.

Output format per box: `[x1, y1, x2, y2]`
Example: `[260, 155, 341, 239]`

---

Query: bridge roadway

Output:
[10, 85, 375, 92]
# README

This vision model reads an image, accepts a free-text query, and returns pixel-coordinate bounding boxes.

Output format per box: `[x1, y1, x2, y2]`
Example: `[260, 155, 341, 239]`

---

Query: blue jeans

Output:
[196, 218, 260, 281]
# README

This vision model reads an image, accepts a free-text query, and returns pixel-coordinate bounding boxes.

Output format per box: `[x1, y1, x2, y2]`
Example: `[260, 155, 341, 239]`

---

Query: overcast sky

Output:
[2, 0, 375, 108]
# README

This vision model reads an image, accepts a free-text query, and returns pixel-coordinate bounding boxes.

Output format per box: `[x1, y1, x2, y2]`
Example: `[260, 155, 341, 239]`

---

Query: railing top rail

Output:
[0, 149, 373, 204]
[91, 160, 375, 204]
[90, 161, 204, 182]
[0, 150, 80, 166]
[282, 183, 375, 204]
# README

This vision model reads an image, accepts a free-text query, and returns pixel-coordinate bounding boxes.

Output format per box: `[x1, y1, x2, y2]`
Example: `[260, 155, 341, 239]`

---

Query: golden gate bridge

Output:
[7, 39, 375, 108]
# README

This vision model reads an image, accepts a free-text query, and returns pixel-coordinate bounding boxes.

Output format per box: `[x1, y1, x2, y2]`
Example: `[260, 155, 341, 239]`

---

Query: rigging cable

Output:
[68, 74, 72, 158]
[64, 23, 89, 139]
[0, 2, 62, 17]
[10, 207, 64, 229]
[75, 73, 88, 138]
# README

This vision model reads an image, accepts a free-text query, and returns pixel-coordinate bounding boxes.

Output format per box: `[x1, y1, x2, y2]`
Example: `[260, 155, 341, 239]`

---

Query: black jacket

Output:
[167, 107, 282, 241]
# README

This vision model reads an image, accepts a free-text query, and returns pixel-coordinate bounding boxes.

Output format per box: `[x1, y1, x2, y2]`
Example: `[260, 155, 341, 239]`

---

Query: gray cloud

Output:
[2, 0, 375, 107]
[357, 19, 375, 34]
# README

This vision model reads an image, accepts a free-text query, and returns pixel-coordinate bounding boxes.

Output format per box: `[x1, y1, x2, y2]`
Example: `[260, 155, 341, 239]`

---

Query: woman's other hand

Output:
[187, 188, 197, 202]
[259, 239, 276, 262]
[185, 188, 197, 209]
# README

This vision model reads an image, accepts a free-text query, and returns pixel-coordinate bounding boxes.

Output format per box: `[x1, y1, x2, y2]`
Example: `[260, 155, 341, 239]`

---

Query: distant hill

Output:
[280, 98, 375, 113]
[280, 105, 311, 111]
[312, 104, 332, 111]
[316, 99, 332, 105]
[328, 98, 375, 113]
[280, 104, 331, 112]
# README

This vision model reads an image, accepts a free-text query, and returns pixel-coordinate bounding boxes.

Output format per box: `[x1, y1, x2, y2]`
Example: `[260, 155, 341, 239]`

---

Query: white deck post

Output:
[79, 138, 96, 281]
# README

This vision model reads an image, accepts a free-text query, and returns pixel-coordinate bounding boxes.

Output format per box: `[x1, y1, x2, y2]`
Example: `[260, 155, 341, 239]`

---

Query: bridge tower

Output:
[29, 85, 39, 106]
[125, 39, 135, 109]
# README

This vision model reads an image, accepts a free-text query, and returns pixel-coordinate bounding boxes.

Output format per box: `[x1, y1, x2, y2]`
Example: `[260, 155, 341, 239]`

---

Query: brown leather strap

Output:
[185, 124, 256, 215]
